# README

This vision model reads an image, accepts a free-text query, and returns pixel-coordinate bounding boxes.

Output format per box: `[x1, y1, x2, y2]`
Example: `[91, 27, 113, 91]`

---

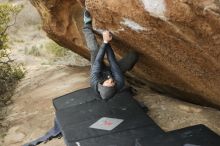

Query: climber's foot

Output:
[84, 9, 92, 24]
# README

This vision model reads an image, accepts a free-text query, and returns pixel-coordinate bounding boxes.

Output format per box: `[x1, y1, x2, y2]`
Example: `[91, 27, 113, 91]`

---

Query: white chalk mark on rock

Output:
[141, 0, 167, 20]
[111, 28, 125, 34]
[120, 18, 145, 32]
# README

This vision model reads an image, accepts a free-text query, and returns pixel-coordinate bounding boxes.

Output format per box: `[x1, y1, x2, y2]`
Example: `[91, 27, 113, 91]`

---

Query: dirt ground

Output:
[1, 65, 90, 146]
[1, 64, 220, 146]
[0, 0, 220, 146]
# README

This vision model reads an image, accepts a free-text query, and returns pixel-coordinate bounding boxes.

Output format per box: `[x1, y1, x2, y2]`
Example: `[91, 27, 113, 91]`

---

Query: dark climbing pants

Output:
[83, 24, 138, 73]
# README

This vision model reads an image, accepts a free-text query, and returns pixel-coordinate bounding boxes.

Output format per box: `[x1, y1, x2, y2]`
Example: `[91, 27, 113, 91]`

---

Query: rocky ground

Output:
[0, 0, 219, 146]
[135, 87, 220, 133]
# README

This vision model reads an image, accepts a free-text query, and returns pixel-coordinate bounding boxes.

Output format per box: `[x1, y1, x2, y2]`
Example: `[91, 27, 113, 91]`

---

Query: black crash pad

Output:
[56, 91, 146, 127]
[60, 114, 157, 142]
[54, 88, 163, 145]
[53, 87, 97, 111]
[70, 125, 164, 146]
[136, 124, 220, 146]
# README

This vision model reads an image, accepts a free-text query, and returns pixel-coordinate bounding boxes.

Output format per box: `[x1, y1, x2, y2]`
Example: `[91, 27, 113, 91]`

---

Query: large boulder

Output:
[30, 0, 220, 109]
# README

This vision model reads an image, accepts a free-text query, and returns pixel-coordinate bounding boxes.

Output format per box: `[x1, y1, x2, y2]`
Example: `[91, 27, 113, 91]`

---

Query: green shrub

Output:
[45, 40, 68, 57]
[0, 64, 25, 103]
[25, 45, 41, 56]
[0, 3, 25, 105]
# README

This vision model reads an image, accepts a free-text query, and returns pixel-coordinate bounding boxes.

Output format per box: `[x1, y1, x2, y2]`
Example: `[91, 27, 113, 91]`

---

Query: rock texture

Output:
[30, 0, 220, 109]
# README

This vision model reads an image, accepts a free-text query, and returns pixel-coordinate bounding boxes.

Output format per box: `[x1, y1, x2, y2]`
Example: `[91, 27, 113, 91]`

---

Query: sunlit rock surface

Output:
[30, 0, 220, 109]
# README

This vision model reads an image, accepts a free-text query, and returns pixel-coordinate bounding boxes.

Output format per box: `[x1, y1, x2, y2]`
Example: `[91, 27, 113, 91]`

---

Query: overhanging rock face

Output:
[30, 0, 220, 109]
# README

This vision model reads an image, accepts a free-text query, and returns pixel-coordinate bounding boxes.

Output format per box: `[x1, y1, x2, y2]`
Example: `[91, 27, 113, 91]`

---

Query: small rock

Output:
[178, 105, 202, 113]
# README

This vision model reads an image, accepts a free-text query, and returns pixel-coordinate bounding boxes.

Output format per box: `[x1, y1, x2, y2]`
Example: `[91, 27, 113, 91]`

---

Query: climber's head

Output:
[103, 77, 115, 87]
[97, 77, 117, 100]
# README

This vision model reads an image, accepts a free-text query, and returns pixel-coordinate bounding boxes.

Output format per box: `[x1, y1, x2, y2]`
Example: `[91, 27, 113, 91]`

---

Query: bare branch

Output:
[0, 11, 18, 35]
[0, 40, 3, 48]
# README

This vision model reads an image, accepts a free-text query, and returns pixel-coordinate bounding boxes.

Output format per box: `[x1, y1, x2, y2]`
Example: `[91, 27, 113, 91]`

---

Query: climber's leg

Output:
[82, 10, 99, 65]
[118, 51, 139, 73]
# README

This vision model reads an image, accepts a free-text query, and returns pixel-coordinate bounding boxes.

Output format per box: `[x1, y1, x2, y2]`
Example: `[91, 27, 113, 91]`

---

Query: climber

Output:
[83, 10, 138, 100]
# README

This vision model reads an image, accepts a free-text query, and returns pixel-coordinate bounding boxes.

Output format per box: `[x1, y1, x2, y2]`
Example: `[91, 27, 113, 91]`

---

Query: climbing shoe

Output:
[84, 10, 92, 24]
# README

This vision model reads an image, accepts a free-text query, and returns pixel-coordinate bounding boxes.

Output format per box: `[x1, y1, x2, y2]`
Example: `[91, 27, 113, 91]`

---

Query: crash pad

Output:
[54, 87, 163, 145]
[53, 87, 97, 111]
[136, 124, 220, 146]
[71, 125, 163, 146]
